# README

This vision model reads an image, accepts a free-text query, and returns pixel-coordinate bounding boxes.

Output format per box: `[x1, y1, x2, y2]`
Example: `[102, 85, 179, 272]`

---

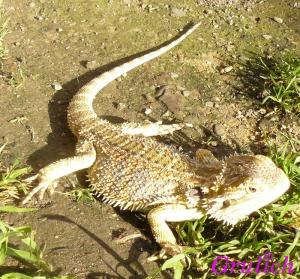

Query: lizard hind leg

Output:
[22, 145, 96, 204]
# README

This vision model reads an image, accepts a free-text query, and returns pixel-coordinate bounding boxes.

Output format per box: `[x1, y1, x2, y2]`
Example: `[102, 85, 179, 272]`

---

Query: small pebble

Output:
[85, 60, 97, 69]
[294, 2, 300, 8]
[272, 17, 283, 24]
[144, 108, 152, 115]
[213, 124, 225, 136]
[182, 90, 191, 97]
[263, 34, 272, 40]
[220, 66, 233, 74]
[29, 2, 35, 8]
[250, 135, 256, 141]
[35, 15, 44, 21]
[203, 9, 213, 15]
[236, 111, 244, 119]
[205, 101, 214, 108]
[159, 91, 186, 114]
[162, 110, 172, 118]
[170, 7, 186, 17]
[170, 72, 179, 79]
[183, 115, 198, 126]
[116, 102, 126, 110]
[51, 81, 62, 91]
[258, 108, 267, 115]
[123, 0, 131, 5]
[210, 140, 218, 147]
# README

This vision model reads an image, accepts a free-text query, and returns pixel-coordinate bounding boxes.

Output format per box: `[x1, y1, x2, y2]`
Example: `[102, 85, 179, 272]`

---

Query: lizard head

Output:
[204, 155, 290, 225]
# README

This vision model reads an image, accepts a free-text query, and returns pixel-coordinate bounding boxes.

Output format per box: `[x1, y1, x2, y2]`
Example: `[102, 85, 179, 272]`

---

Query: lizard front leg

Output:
[23, 147, 96, 204]
[121, 121, 192, 137]
[147, 204, 204, 258]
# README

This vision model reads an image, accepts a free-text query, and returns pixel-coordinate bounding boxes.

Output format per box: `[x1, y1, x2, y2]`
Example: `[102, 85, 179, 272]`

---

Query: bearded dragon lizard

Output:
[23, 23, 290, 257]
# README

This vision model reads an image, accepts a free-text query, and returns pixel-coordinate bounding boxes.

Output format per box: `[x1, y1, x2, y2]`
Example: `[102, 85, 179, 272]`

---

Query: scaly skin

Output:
[23, 23, 290, 257]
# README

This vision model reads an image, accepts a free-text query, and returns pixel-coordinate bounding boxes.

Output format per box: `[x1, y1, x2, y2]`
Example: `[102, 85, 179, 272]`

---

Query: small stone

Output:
[213, 124, 225, 136]
[116, 102, 126, 110]
[258, 120, 267, 131]
[210, 140, 218, 147]
[294, 2, 300, 8]
[35, 15, 44, 21]
[249, 135, 256, 141]
[258, 108, 267, 115]
[159, 90, 186, 114]
[245, 109, 254, 118]
[162, 110, 172, 118]
[203, 9, 213, 15]
[183, 115, 198, 126]
[182, 90, 191, 97]
[144, 108, 152, 115]
[236, 111, 244, 119]
[56, 27, 63, 32]
[272, 17, 283, 24]
[51, 81, 62, 91]
[263, 34, 272, 40]
[170, 72, 179, 79]
[85, 60, 97, 70]
[170, 7, 186, 17]
[29, 2, 35, 8]
[220, 66, 233, 74]
[205, 101, 214, 108]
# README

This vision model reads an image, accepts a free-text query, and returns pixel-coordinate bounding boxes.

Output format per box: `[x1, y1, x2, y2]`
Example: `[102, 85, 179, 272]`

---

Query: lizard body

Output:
[23, 23, 290, 256]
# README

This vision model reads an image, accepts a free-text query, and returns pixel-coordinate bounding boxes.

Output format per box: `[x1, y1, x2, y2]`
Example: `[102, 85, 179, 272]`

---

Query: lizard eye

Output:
[247, 186, 257, 193]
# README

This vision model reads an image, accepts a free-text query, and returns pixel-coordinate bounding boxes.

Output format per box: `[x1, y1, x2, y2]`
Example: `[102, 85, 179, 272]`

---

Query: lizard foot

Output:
[147, 243, 186, 261]
[22, 174, 59, 205]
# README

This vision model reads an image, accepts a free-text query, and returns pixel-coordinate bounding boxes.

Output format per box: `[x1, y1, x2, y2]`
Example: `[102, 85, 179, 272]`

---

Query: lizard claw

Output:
[23, 174, 39, 183]
[22, 174, 59, 205]
[147, 243, 186, 261]
[147, 251, 168, 262]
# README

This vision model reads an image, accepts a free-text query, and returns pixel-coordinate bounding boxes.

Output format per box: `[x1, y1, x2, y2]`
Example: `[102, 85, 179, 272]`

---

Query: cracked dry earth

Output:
[0, 0, 299, 278]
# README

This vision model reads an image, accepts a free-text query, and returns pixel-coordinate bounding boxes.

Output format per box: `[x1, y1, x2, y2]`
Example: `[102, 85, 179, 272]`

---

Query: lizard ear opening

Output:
[222, 200, 231, 208]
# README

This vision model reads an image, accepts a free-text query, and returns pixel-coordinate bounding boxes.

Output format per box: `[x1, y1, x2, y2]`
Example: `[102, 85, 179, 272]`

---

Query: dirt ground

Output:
[0, 0, 299, 278]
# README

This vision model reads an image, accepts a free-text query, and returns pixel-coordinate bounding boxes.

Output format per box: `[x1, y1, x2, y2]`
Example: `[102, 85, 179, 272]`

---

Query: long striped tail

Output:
[67, 23, 200, 135]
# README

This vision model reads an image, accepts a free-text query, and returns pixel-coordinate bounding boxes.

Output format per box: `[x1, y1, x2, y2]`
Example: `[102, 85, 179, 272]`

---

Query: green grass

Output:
[0, 206, 74, 279]
[0, 0, 8, 59]
[8, 65, 26, 89]
[0, 145, 30, 206]
[148, 138, 300, 279]
[0, 147, 74, 278]
[66, 188, 96, 203]
[259, 53, 300, 113]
